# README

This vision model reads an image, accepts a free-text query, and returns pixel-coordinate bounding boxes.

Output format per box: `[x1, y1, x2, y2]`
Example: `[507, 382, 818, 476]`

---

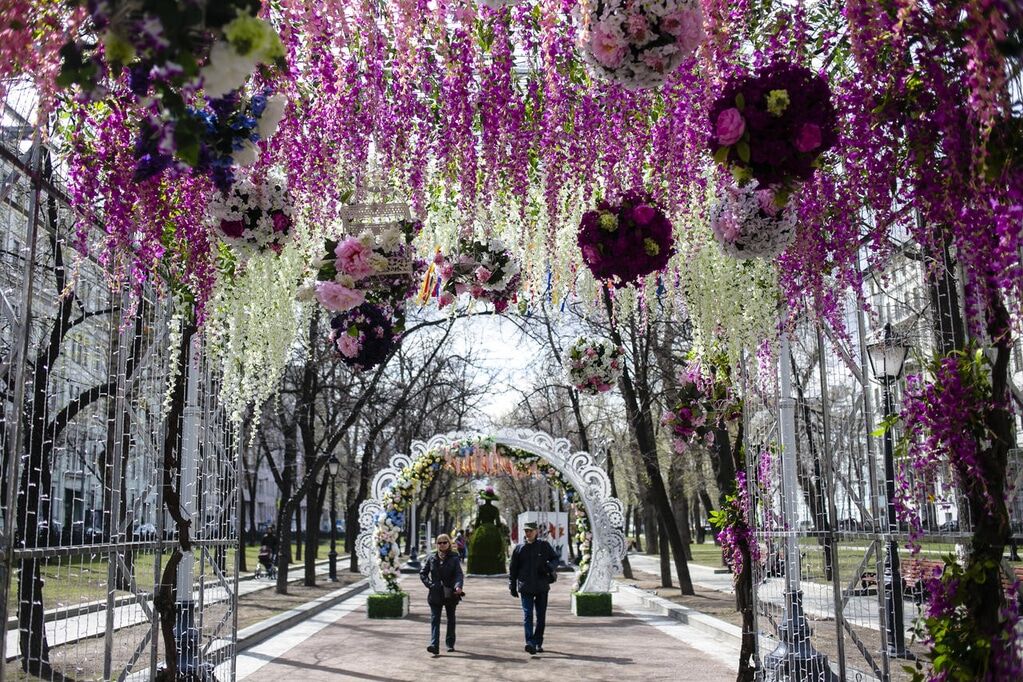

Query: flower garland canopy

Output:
[15, 0, 1014, 340]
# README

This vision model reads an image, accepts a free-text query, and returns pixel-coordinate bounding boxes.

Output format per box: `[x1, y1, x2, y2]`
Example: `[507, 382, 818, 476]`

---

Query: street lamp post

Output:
[327, 454, 340, 582]
[867, 322, 912, 659]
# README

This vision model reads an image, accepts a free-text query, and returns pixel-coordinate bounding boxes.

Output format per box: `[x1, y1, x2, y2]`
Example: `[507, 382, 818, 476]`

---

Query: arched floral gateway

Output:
[356, 429, 627, 594]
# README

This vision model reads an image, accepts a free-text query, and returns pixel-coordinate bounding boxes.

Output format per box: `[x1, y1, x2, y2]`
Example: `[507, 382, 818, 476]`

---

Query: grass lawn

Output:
[4, 540, 339, 618]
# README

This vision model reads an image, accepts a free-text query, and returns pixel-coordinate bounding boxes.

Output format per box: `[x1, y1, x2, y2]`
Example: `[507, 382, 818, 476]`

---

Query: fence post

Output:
[175, 334, 203, 675]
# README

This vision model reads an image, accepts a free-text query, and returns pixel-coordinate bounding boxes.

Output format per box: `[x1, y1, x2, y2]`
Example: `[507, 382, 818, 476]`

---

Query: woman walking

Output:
[419, 533, 464, 655]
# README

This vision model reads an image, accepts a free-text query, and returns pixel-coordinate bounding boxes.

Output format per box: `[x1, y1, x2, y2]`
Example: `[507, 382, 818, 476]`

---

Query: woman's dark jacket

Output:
[509, 539, 560, 595]
[419, 551, 464, 606]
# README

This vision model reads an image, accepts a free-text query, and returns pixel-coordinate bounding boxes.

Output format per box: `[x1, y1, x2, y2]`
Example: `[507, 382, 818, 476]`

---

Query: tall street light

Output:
[327, 454, 340, 582]
[867, 322, 911, 659]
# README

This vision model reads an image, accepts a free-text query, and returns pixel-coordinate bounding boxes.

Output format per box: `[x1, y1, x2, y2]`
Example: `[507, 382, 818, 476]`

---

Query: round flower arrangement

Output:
[578, 0, 705, 90]
[708, 60, 837, 191]
[435, 238, 521, 313]
[663, 361, 739, 454]
[207, 173, 293, 254]
[565, 336, 624, 394]
[311, 219, 423, 314]
[709, 182, 798, 259]
[577, 189, 675, 286]
[328, 302, 398, 371]
[60, 2, 285, 189]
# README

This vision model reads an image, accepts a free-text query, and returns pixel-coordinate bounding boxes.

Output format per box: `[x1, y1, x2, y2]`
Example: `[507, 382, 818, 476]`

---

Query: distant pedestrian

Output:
[454, 529, 467, 560]
[258, 525, 278, 578]
[509, 521, 559, 655]
[420, 533, 464, 655]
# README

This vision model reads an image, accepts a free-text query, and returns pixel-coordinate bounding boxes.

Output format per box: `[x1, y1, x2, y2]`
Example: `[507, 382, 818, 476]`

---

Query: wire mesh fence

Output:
[0, 79, 238, 681]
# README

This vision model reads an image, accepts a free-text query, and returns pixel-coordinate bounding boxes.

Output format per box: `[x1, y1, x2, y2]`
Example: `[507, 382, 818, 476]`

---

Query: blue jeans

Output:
[519, 591, 549, 647]
[429, 602, 457, 649]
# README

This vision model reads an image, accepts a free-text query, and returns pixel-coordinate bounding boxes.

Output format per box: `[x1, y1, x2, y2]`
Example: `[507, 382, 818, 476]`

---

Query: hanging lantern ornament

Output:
[578, 0, 705, 90]
[709, 182, 798, 260]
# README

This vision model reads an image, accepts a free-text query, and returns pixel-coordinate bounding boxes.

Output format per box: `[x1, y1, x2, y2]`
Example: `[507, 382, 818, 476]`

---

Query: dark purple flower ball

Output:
[577, 189, 675, 287]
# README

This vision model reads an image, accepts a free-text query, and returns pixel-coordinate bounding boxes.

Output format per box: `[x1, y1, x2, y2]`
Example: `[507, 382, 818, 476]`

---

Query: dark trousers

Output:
[519, 591, 549, 647]
[429, 602, 457, 649]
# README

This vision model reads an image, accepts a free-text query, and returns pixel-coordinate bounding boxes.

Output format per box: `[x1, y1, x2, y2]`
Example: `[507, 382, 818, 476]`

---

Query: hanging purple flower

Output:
[328, 302, 398, 371]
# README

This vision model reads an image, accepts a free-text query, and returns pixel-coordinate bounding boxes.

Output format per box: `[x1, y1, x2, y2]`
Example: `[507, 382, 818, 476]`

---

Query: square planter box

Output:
[367, 591, 409, 619]
[572, 591, 612, 617]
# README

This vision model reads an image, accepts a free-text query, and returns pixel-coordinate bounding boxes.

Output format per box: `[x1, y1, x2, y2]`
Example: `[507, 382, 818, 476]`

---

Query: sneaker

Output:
[536, 646, 544, 653]
[524, 644, 536, 655]
[426, 645, 438, 655]
[447, 647, 455, 652]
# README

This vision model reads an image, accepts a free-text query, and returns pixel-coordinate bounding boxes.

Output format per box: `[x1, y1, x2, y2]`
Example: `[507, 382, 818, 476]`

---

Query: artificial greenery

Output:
[573, 592, 612, 617]
[467, 500, 507, 574]
[367, 591, 408, 619]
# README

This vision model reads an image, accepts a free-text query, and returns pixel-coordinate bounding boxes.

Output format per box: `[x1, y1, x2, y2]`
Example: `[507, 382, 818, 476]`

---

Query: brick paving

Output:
[241, 573, 736, 682]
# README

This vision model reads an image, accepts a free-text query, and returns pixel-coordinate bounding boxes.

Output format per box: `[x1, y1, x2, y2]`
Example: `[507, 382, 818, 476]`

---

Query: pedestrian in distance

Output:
[509, 521, 560, 655]
[257, 524, 278, 579]
[454, 529, 467, 560]
[420, 533, 465, 655]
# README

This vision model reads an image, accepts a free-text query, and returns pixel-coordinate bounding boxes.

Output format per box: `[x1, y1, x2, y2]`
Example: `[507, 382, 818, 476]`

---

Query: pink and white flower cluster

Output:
[565, 336, 624, 395]
[709, 182, 798, 259]
[207, 175, 293, 255]
[578, 0, 704, 90]
[435, 238, 521, 313]
[309, 221, 421, 314]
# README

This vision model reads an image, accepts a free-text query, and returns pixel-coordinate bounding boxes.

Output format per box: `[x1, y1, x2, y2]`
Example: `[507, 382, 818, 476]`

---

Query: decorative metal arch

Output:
[356, 428, 627, 593]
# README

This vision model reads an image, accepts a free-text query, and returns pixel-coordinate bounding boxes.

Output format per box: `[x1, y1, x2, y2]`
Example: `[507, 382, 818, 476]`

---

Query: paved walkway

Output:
[238, 574, 737, 681]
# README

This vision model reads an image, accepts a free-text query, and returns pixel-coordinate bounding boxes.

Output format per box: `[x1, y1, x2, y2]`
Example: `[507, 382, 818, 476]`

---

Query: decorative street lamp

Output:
[327, 453, 340, 582]
[867, 322, 912, 659]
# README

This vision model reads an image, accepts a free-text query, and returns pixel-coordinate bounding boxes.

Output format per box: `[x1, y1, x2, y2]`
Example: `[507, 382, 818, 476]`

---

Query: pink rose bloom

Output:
[438, 291, 455, 308]
[588, 21, 627, 69]
[716, 108, 746, 146]
[596, 382, 611, 392]
[336, 334, 361, 358]
[334, 237, 375, 280]
[470, 285, 485, 298]
[454, 281, 469, 295]
[433, 251, 446, 265]
[641, 51, 668, 74]
[219, 219, 246, 238]
[662, 8, 705, 54]
[755, 189, 782, 217]
[625, 13, 651, 43]
[440, 263, 455, 280]
[271, 212, 291, 233]
[631, 203, 657, 225]
[717, 213, 742, 242]
[474, 265, 493, 283]
[493, 298, 508, 313]
[794, 122, 822, 153]
[315, 281, 365, 312]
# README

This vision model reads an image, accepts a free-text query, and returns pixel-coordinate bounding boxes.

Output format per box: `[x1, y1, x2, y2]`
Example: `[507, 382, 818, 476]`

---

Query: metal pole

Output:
[175, 334, 202, 676]
[329, 473, 338, 581]
[764, 334, 837, 681]
[882, 377, 910, 657]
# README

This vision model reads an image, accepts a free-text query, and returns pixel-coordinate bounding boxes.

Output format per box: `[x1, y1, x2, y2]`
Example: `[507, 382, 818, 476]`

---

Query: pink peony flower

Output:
[662, 8, 704, 54]
[219, 219, 246, 238]
[470, 285, 485, 298]
[716, 108, 746, 146]
[493, 298, 508, 313]
[756, 189, 782, 217]
[440, 263, 455, 280]
[454, 281, 469, 295]
[474, 265, 493, 283]
[717, 213, 742, 242]
[588, 21, 627, 69]
[271, 212, 291, 233]
[336, 333, 361, 358]
[433, 251, 446, 265]
[641, 51, 668, 74]
[794, 122, 822, 153]
[438, 291, 455, 308]
[315, 281, 366, 312]
[334, 237, 375, 280]
[625, 13, 651, 44]
[631, 203, 657, 225]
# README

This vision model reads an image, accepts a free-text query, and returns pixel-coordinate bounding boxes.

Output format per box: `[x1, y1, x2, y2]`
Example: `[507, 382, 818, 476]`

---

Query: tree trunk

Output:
[305, 476, 328, 586]
[658, 518, 672, 588]
[633, 506, 643, 553]
[644, 500, 658, 555]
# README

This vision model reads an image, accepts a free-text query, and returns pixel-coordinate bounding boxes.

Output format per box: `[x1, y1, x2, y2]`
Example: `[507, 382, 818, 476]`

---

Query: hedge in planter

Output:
[467, 500, 508, 574]
[572, 592, 612, 617]
[367, 591, 408, 618]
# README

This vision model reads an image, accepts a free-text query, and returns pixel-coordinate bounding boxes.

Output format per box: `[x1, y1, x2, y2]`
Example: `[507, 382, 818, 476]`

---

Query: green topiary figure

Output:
[467, 488, 508, 574]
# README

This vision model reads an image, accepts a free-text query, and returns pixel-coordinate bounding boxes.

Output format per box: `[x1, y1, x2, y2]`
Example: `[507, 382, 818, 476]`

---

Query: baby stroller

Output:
[256, 545, 277, 580]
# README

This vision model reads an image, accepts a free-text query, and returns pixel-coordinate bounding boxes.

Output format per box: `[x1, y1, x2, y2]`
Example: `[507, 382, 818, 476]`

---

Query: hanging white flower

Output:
[208, 174, 295, 255]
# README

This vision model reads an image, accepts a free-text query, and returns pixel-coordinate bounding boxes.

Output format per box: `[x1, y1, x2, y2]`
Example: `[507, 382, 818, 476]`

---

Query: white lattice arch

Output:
[356, 429, 627, 593]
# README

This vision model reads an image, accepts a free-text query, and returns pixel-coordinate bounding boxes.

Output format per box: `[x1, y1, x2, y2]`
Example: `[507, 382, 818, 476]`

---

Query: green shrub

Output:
[573, 592, 612, 617]
[467, 522, 507, 574]
[367, 591, 407, 618]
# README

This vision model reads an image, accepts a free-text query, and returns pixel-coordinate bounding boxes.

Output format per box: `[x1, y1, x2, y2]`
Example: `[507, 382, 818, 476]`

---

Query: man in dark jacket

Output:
[419, 534, 464, 654]
[509, 521, 560, 655]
